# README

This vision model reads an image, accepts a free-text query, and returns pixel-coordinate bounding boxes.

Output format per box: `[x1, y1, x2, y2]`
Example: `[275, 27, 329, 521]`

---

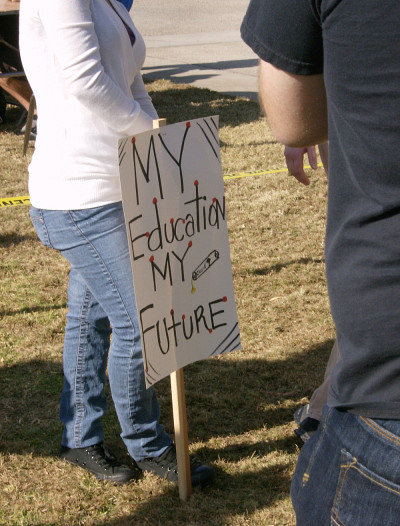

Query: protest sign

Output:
[119, 116, 241, 388]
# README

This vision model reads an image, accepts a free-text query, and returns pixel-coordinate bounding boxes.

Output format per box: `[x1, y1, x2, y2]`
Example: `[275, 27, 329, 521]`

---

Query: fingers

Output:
[284, 146, 311, 186]
[306, 146, 318, 170]
[291, 170, 311, 186]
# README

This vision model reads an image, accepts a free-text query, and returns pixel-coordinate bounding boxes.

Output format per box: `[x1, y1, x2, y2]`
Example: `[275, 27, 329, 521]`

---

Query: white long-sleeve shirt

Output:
[19, 0, 157, 209]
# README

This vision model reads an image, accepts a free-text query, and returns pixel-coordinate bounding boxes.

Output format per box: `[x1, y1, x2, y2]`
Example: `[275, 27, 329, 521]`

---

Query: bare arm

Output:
[259, 60, 328, 147]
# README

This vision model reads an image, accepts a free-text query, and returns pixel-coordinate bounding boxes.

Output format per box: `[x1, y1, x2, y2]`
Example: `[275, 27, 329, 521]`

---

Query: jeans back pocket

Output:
[29, 207, 53, 249]
[331, 449, 400, 526]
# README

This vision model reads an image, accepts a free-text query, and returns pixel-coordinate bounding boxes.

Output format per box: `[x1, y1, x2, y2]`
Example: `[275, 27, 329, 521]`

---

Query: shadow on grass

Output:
[0, 338, 333, 458]
[99, 462, 293, 526]
[174, 338, 334, 442]
[0, 232, 38, 248]
[92, 441, 299, 526]
[146, 80, 262, 129]
[0, 302, 67, 318]
[0, 359, 64, 456]
[250, 257, 325, 276]
[0, 340, 333, 524]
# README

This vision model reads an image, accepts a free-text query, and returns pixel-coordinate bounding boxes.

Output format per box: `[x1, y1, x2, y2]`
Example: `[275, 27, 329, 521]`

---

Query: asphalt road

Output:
[131, 0, 259, 100]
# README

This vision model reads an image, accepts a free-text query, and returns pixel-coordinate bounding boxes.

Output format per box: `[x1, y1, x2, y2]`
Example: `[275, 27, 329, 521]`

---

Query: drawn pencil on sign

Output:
[192, 250, 220, 281]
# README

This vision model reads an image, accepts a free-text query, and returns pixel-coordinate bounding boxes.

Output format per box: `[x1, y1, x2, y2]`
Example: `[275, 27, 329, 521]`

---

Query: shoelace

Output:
[152, 446, 202, 472]
[86, 445, 122, 468]
[155, 446, 178, 469]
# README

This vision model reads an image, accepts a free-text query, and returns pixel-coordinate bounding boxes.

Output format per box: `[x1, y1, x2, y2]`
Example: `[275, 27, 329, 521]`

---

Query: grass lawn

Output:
[0, 79, 334, 525]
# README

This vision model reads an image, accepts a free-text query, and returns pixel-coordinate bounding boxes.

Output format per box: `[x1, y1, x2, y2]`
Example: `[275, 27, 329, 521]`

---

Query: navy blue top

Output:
[242, 0, 400, 419]
[117, 0, 134, 11]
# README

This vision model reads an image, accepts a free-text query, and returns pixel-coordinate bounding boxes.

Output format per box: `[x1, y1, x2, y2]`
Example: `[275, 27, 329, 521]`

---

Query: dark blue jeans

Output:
[30, 202, 172, 460]
[291, 406, 400, 525]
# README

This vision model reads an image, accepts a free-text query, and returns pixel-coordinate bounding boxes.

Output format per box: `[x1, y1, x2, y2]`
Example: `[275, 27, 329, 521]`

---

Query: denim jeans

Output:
[291, 406, 400, 525]
[30, 202, 172, 461]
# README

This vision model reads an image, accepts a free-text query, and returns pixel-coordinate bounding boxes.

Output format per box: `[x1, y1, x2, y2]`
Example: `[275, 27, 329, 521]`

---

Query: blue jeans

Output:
[30, 202, 172, 461]
[291, 406, 400, 525]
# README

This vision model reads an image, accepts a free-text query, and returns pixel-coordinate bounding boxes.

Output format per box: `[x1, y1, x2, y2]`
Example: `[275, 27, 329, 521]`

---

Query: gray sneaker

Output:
[294, 404, 320, 442]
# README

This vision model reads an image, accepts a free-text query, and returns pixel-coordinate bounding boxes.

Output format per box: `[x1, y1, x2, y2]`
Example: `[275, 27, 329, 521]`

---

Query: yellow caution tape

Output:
[0, 163, 323, 208]
[223, 163, 322, 181]
[223, 167, 289, 180]
[0, 195, 31, 208]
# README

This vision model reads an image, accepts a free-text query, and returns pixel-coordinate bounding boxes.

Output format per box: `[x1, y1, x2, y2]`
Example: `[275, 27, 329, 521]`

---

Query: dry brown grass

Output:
[0, 80, 334, 525]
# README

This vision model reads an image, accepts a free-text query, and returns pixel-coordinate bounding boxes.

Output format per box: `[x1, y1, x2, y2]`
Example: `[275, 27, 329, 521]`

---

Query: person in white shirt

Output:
[19, 0, 214, 487]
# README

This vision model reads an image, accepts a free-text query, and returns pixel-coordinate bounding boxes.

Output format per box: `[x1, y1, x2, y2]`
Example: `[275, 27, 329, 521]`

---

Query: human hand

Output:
[284, 146, 318, 186]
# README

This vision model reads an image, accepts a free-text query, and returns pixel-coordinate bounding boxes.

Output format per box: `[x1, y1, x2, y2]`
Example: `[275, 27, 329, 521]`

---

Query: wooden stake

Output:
[23, 94, 35, 156]
[153, 117, 167, 129]
[152, 118, 192, 501]
[170, 369, 192, 500]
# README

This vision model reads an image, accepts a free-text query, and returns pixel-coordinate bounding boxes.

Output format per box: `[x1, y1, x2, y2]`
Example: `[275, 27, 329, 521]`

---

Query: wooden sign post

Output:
[170, 368, 192, 500]
[153, 118, 192, 501]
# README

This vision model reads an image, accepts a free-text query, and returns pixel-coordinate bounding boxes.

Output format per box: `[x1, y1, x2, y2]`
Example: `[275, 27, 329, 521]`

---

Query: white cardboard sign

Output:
[118, 116, 241, 387]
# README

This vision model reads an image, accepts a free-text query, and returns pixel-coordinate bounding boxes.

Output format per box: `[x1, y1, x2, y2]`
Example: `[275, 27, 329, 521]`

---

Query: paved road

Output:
[131, 0, 259, 100]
